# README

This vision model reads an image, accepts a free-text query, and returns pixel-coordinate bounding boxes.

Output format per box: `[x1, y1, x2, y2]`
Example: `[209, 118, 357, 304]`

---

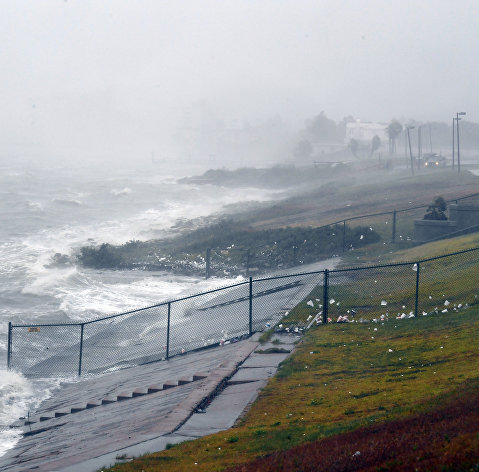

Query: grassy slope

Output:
[102, 235, 479, 472]
[248, 166, 479, 230]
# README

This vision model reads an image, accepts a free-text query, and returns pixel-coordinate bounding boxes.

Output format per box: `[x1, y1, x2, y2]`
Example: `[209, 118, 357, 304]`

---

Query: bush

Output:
[424, 196, 447, 220]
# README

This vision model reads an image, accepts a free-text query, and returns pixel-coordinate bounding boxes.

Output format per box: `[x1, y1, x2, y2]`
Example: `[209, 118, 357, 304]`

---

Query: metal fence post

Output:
[166, 302, 171, 359]
[323, 269, 329, 323]
[205, 248, 211, 279]
[7, 322, 12, 370]
[414, 262, 420, 317]
[249, 277, 253, 335]
[392, 210, 397, 243]
[342, 221, 346, 252]
[78, 323, 84, 376]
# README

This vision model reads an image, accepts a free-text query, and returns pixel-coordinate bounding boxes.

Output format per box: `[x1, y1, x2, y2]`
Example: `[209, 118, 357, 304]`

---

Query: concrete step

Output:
[147, 384, 163, 393]
[162, 380, 178, 389]
[101, 397, 117, 405]
[19, 371, 213, 430]
[178, 377, 192, 385]
[117, 392, 133, 401]
[193, 372, 208, 381]
[86, 400, 102, 409]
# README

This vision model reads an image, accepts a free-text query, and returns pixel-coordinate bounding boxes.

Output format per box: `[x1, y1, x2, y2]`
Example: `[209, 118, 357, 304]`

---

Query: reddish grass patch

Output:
[228, 385, 479, 471]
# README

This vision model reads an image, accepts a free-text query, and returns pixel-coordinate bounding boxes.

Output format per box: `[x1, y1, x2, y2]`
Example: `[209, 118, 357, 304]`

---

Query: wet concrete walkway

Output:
[0, 333, 298, 472]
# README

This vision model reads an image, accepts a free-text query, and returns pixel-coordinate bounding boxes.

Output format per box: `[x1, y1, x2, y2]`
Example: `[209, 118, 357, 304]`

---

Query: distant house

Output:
[346, 121, 388, 144]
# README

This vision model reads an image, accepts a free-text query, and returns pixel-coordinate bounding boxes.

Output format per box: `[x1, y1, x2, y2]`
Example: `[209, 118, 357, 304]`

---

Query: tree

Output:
[348, 138, 360, 158]
[423, 196, 447, 220]
[371, 135, 381, 156]
[388, 120, 403, 155]
[293, 139, 313, 160]
[305, 112, 340, 142]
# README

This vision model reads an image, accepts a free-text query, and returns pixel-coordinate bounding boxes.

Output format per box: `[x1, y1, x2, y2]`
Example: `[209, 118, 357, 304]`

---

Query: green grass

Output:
[101, 233, 479, 472]
[104, 306, 479, 471]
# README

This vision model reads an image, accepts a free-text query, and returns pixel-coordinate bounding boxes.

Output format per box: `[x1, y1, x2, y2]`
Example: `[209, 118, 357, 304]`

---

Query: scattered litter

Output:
[307, 300, 314, 307]
[444, 300, 450, 306]
[381, 300, 387, 306]
[329, 298, 336, 304]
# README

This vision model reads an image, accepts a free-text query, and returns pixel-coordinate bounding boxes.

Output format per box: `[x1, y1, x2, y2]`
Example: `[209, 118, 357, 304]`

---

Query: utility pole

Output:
[417, 125, 422, 169]
[452, 118, 455, 170]
[406, 125, 415, 175]
[456, 112, 466, 173]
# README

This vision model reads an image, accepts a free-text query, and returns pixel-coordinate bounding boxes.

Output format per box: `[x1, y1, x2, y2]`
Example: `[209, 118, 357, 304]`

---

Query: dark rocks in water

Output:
[47, 253, 73, 267]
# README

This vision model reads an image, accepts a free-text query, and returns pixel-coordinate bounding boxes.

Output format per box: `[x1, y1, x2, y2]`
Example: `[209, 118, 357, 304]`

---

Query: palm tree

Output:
[388, 120, 403, 155]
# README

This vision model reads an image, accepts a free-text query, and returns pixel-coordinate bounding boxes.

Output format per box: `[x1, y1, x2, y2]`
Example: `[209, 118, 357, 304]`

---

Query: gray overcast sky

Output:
[1, 0, 478, 163]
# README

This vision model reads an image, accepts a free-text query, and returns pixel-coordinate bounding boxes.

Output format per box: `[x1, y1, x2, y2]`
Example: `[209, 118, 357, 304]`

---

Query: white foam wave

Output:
[0, 371, 63, 457]
[111, 187, 132, 197]
[21, 266, 78, 297]
[52, 198, 82, 207]
[26, 201, 44, 212]
[58, 272, 239, 322]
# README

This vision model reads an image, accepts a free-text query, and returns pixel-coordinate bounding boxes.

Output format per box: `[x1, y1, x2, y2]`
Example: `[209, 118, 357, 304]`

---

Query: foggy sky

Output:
[1, 0, 478, 165]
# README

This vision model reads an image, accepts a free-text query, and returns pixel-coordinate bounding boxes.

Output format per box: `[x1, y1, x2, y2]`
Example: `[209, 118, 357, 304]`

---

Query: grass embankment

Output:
[79, 166, 479, 276]
[101, 235, 479, 471]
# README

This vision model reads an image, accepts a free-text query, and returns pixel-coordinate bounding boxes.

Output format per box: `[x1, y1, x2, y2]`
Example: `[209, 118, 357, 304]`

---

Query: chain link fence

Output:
[203, 192, 479, 277]
[7, 247, 479, 378]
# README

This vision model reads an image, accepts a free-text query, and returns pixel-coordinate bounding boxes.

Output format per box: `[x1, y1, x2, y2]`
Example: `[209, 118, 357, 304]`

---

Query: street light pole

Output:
[406, 125, 415, 175]
[452, 118, 455, 170]
[456, 112, 466, 173]
[417, 125, 422, 169]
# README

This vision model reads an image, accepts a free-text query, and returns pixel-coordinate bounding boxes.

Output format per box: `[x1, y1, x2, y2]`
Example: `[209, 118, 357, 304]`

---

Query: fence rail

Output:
[7, 246, 479, 378]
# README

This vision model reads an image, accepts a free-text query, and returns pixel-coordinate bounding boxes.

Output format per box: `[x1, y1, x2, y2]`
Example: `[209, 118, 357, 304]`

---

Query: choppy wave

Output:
[111, 187, 132, 197]
[52, 198, 83, 207]
[0, 371, 66, 457]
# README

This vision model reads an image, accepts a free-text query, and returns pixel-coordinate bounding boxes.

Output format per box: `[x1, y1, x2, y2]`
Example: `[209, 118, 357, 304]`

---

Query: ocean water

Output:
[0, 159, 277, 456]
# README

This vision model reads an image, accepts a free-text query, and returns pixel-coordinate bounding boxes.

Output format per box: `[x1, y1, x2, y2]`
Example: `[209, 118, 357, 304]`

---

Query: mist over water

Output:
[0, 159, 278, 455]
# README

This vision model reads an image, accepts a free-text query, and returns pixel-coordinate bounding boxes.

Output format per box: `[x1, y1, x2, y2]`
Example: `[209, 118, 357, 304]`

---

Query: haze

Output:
[1, 0, 478, 168]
